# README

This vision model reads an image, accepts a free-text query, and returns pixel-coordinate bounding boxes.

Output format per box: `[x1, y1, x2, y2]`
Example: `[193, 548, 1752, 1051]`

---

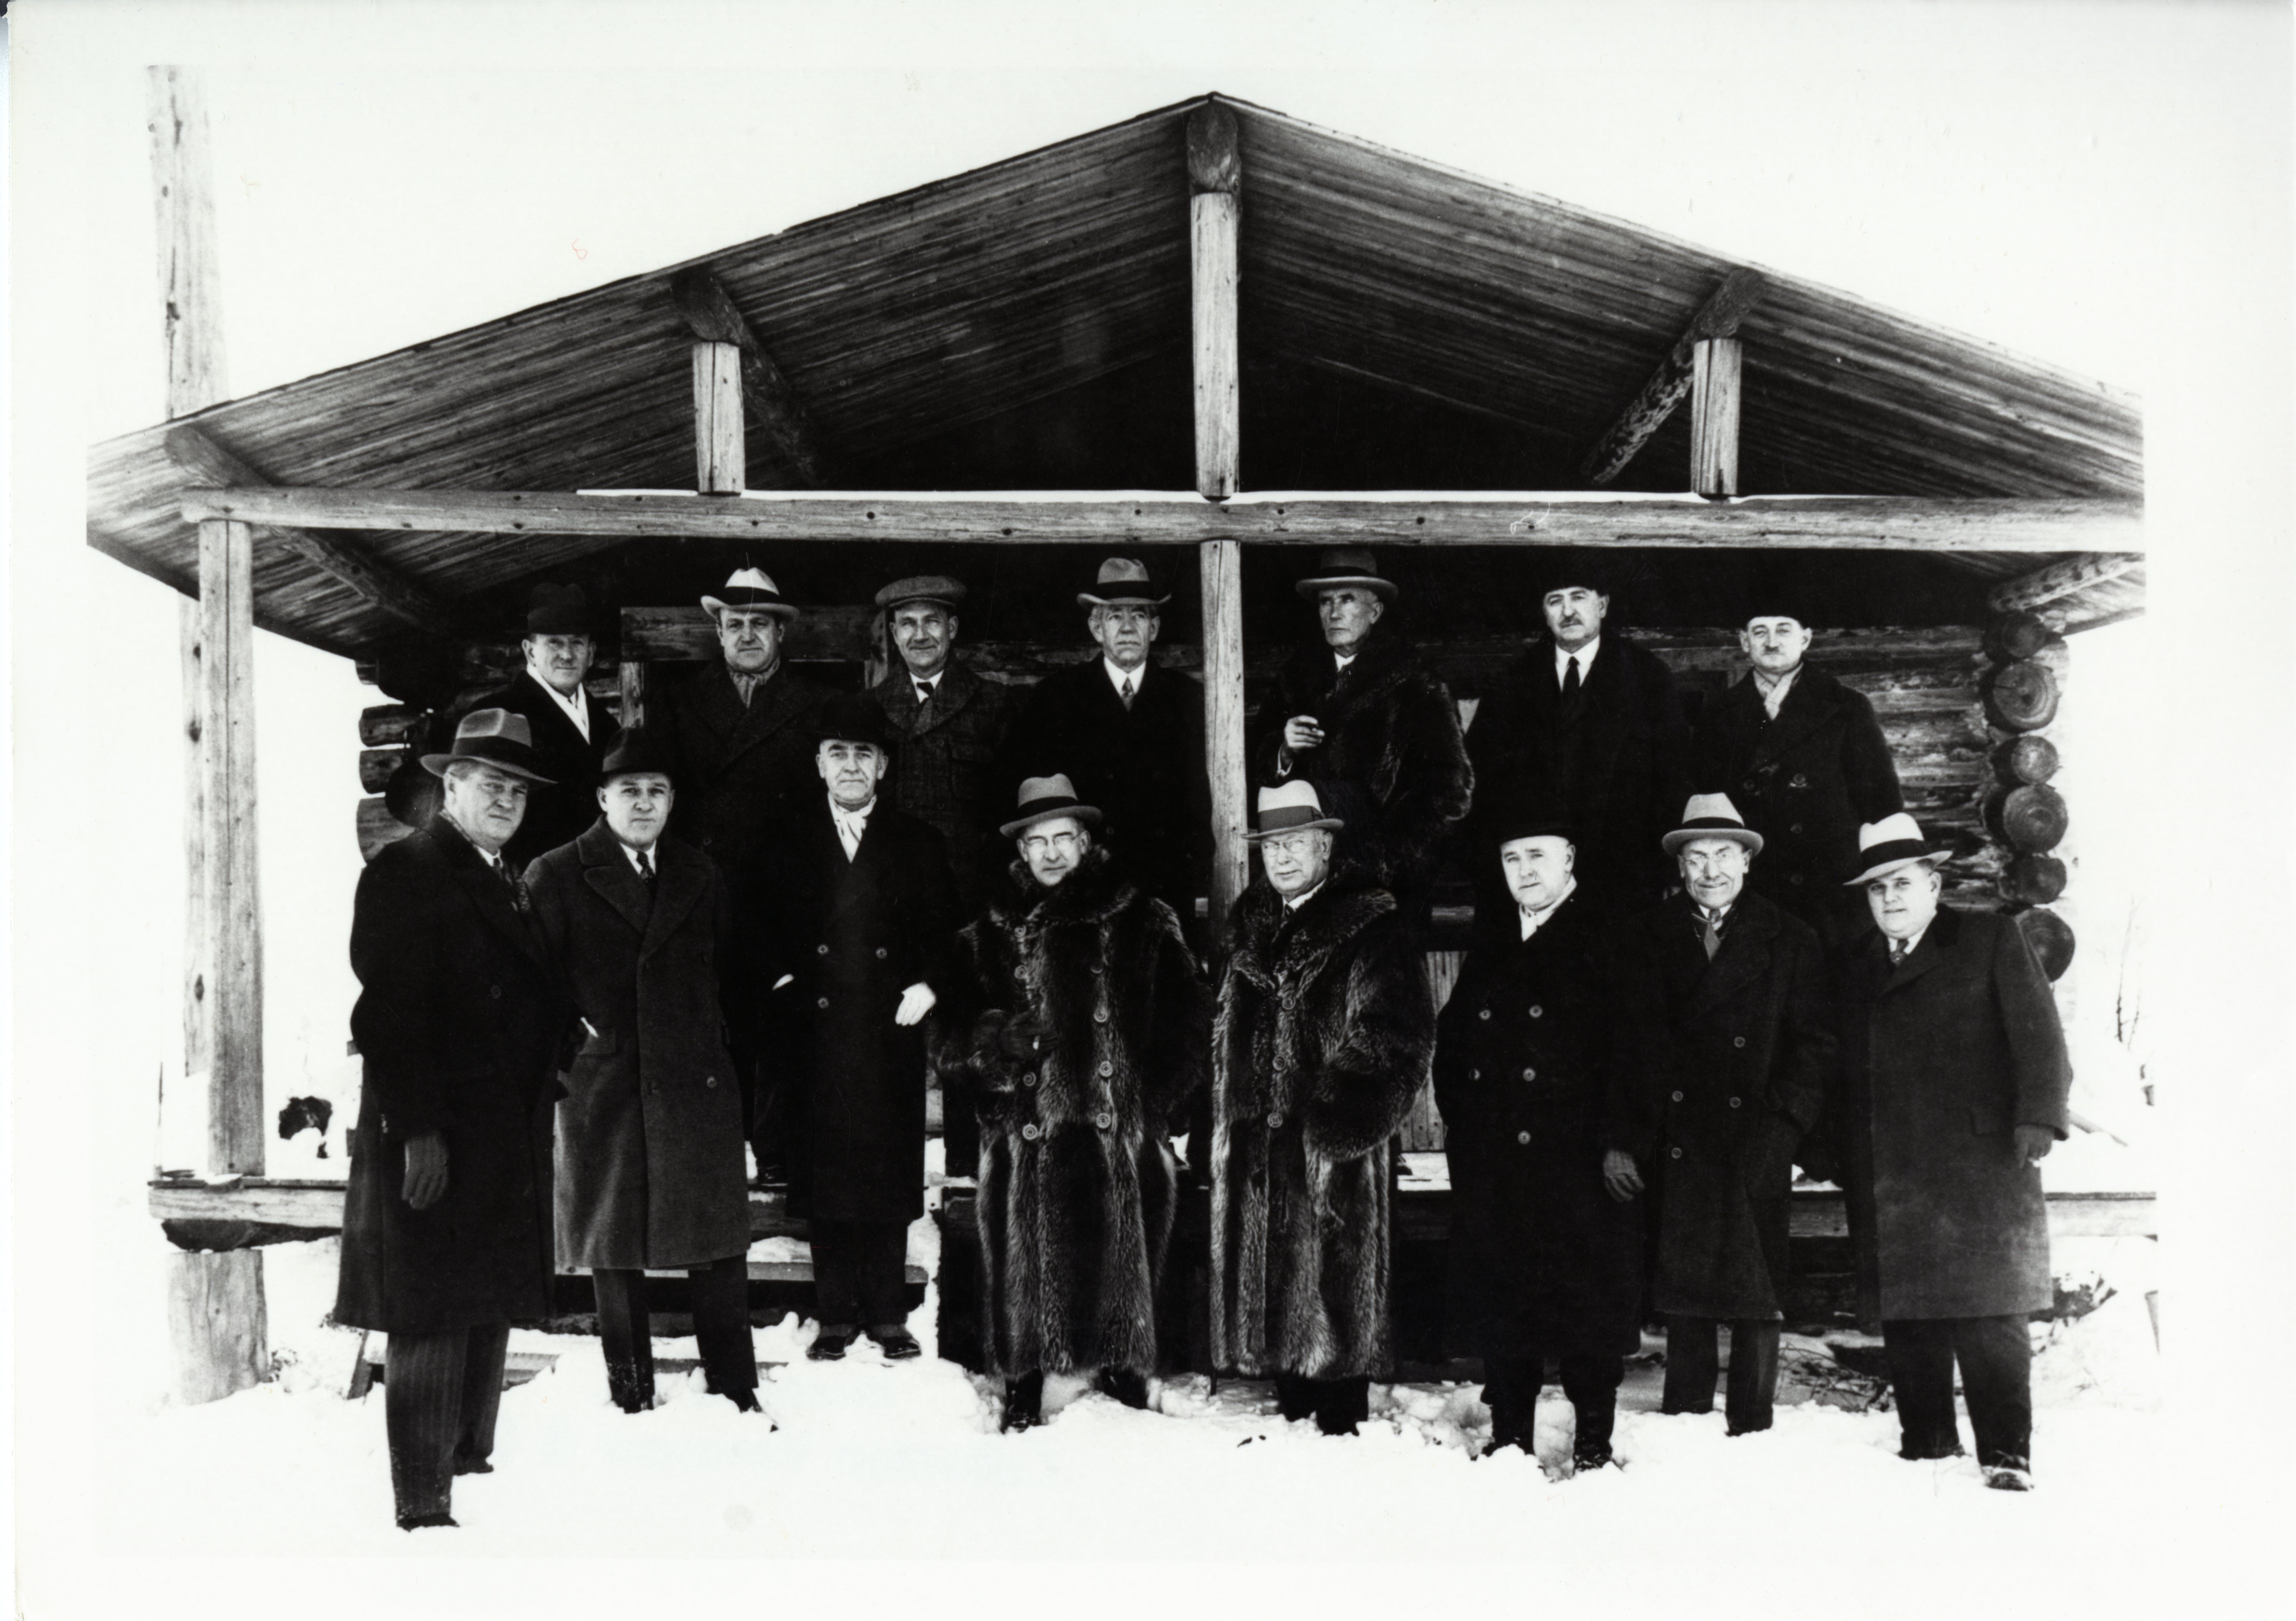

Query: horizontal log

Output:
[2000, 783, 2070, 853]
[180, 488, 2146, 555]
[359, 747, 405, 793]
[359, 704, 425, 746]
[2018, 907, 2077, 981]
[1999, 734, 2061, 785]
[150, 1179, 812, 1244]
[2002, 854, 2069, 906]
[1989, 610, 2058, 662]
[357, 796, 417, 862]
[1986, 660, 2062, 732]
[1393, 1180, 2153, 1240]
[621, 603, 877, 663]
[1988, 552, 2144, 615]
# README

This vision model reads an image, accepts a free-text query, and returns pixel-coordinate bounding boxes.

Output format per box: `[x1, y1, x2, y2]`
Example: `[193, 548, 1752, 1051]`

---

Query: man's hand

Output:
[2013, 1125, 2056, 1167]
[1282, 716, 1326, 752]
[894, 982, 937, 1027]
[1601, 1149, 1644, 1203]
[402, 1133, 449, 1210]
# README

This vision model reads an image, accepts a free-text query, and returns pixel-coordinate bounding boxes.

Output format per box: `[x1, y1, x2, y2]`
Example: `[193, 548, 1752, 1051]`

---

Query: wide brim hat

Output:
[875, 574, 967, 613]
[420, 707, 556, 784]
[813, 691, 893, 751]
[1485, 795, 1578, 851]
[1844, 812, 1943, 886]
[999, 773, 1103, 838]
[701, 567, 800, 620]
[1077, 556, 1171, 608]
[1662, 792, 1766, 857]
[1246, 780, 1344, 839]
[1293, 547, 1398, 604]
[598, 727, 676, 784]
[524, 581, 596, 637]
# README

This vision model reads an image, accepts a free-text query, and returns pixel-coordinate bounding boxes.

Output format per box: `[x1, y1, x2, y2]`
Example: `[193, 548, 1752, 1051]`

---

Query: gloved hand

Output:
[402, 1133, 449, 1210]
[1601, 1150, 1643, 1203]
[2013, 1125, 2056, 1167]
[893, 982, 937, 1027]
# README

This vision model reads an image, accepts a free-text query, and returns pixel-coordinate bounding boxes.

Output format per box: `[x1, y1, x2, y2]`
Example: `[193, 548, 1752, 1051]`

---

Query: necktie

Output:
[637, 849, 657, 891]
[495, 858, 532, 917]
[1701, 911, 1722, 961]
[1891, 937, 1910, 965]
[1561, 656, 1581, 700]
[1119, 676, 1135, 711]
[915, 681, 934, 719]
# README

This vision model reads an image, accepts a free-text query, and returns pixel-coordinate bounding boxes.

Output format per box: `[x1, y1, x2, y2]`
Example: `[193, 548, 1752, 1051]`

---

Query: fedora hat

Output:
[1077, 556, 1170, 608]
[701, 567, 799, 620]
[1844, 813, 1943, 886]
[1247, 780, 1344, 839]
[874, 574, 967, 613]
[1662, 792, 1765, 857]
[598, 727, 676, 784]
[524, 581, 596, 637]
[1486, 793, 1577, 850]
[1537, 549, 1620, 601]
[813, 691, 892, 751]
[1293, 548, 1398, 604]
[1740, 561, 1818, 632]
[420, 708, 555, 784]
[998, 774, 1103, 838]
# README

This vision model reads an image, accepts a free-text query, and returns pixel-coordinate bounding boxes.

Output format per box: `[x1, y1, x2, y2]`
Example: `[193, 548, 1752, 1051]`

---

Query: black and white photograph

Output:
[9, 2, 2291, 1615]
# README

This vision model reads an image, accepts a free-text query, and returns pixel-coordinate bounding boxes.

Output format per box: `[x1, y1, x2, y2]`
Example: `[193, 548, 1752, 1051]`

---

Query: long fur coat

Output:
[939, 848, 1210, 1376]
[1210, 868, 1436, 1379]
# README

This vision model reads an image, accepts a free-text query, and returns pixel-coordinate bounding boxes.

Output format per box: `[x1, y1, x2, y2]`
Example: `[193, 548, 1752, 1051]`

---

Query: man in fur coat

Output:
[1613, 795, 1835, 1437]
[1252, 549, 1473, 921]
[1211, 781, 1437, 1436]
[523, 730, 759, 1417]
[1434, 806, 1642, 1473]
[939, 775, 1210, 1431]
[480, 582, 622, 871]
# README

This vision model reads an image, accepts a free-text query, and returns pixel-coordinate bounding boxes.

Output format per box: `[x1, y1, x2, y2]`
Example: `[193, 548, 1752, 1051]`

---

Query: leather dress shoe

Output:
[398, 1512, 458, 1532]
[1983, 1458, 2035, 1492]
[1093, 1366, 1149, 1408]
[809, 1324, 858, 1361]
[868, 1324, 923, 1360]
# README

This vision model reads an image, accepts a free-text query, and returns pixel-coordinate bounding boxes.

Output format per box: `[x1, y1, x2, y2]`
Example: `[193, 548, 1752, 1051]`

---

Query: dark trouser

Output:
[593, 1260, 756, 1409]
[1663, 1316, 1783, 1434]
[384, 1321, 510, 1525]
[1275, 1372, 1372, 1436]
[1884, 1314, 2033, 1468]
[1485, 1354, 1624, 1459]
[811, 1219, 909, 1328]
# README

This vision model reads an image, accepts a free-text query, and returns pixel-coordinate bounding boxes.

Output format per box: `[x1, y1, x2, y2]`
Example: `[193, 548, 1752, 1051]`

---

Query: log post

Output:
[1983, 607, 2076, 979]
[166, 1250, 269, 1405]
[200, 517, 265, 1172]
[1690, 336, 1742, 498]
[1201, 540, 1250, 926]
[1581, 268, 1766, 484]
[1189, 100, 1241, 500]
[619, 657, 649, 731]
[692, 339, 746, 494]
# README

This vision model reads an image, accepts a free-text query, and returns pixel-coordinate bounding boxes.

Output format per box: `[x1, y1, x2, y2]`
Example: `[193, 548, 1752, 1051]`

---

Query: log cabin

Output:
[91, 87, 2147, 1399]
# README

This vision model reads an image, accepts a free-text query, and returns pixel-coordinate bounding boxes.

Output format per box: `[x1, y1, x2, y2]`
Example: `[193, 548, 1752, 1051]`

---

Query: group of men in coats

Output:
[334, 546, 2072, 1527]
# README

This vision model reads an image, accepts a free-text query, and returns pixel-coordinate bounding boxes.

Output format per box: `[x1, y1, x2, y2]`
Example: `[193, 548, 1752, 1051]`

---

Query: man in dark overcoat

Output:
[753, 693, 961, 1362]
[1613, 795, 1835, 1436]
[1434, 807, 1642, 1473]
[481, 581, 623, 870]
[1211, 782, 1436, 1436]
[939, 775, 1210, 1431]
[334, 710, 568, 1531]
[1691, 577, 1903, 942]
[1832, 815, 2071, 1491]
[1464, 555, 1691, 919]
[1254, 549, 1473, 922]
[655, 567, 834, 1178]
[1003, 557, 1209, 926]
[523, 730, 759, 1416]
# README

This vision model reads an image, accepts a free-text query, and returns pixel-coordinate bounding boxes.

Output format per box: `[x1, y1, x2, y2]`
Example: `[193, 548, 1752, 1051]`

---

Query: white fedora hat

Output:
[700, 567, 799, 620]
[1844, 813, 1944, 886]
[1247, 780, 1344, 838]
[1662, 792, 1765, 857]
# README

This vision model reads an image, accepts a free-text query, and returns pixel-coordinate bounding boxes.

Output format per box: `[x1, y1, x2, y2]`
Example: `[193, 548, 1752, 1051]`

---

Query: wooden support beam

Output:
[1987, 551, 2145, 614]
[1189, 101, 1241, 500]
[199, 517, 265, 1175]
[669, 269, 829, 487]
[1581, 268, 1768, 484]
[1689, 337, 1743, 498]
[691, 340, 746, 494]
[619, 659, 648, 732]
[182, 487, 2146, 555]
[164, 425, 459, 629]
[167, 1251, 269, 1403]
[1200, 540, 1250, 925]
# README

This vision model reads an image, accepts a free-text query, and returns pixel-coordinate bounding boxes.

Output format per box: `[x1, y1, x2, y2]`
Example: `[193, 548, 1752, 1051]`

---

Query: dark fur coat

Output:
[1210, 868, 1436, 1379]
[938, 847, 1211, 1376]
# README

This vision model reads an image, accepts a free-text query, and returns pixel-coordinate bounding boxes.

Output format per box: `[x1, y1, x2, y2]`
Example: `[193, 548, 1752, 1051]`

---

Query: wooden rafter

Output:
[1987, 551, 2145, 614]
[1580, 268, 1768, 484]
[669, 268, 830, 487]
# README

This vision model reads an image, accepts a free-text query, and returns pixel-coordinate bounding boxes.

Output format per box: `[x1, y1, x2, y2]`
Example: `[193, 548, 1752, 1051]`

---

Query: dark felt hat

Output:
[998, 774, 1103, 838]
[524, 582, 595, 636]
[813, 691, 892, 750]
[1536, 549, 1620, 601]
[1293, 548, 1399, 604]
[420, 708, 555, 784]
[1484, 794, 1578, 850]
[1741, 561, 1819, 631]
[598, 727, 676, 783]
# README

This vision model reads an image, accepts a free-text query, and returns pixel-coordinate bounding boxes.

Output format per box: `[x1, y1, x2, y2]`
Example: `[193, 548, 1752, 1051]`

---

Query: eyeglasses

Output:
[1020, 831, 1083, 857]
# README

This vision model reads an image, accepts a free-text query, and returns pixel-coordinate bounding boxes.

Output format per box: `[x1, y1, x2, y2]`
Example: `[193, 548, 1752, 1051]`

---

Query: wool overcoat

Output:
[1465, 637, 1691, 910]
[1832, 906, 2072, 1324]
[336, 816, 566, 1335]
[1617, 890, 1836, 1321]
[523, 823, 750, 1272]
[1250, 621, 1474, 910]
[869, 659, 1021, 911]
[1003, 657, 1210, 916]
[655, 661, 835, 883]
[1210, 869, 1435, 1380]
[938, 848, 1211, 1376]
[753, 796, 961, 1223]
[1433, 889, 1643, 1360]
[480, 669, 622, 871]
[1691, 665, 1904, 933]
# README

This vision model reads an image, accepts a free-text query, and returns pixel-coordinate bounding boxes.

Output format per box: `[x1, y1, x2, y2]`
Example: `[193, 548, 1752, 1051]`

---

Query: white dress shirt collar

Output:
[1282, 877, 1327, 913]
[830, 795, 877, 860]
[534, 673, 590, 742]
[1889, 922, 1930, 962]
[619, 839, 657, 874]
[1555, 637, 1601, 686]
[912, 667, 946, 695]
[1519, 876, 1578, 940]
[1333, 648, 1358, 674]
[1104, 657, 1145, 699]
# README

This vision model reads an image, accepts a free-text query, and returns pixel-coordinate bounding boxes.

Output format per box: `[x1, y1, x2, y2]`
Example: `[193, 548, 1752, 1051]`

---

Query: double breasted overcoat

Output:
[523, 823, 750, 1272]
[1003, 657, 1209, 916]
[939, 847, 1211, 1376]
[655, 662, 835, 883]
[1691, 666, 1904, 932]
[1210, 869, 1436, 1380]
[336, 816, 567, 1335]
[481, 669, 621, 870]
[1250, 620, 1474, 911]
[1832, 906, 2072, 1324]
[1465, 637, 1691, 909]
[869, 659, 1021, 910]
[753, 796, 961, 1223]
[1433, 889, 1643, 1360]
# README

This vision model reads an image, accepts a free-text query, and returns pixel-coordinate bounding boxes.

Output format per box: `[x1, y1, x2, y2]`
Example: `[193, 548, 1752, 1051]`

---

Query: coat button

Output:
[1022, 1123, 1041, 1141]
[1022, 1072, 1038, 1088]
[1267, 1110, 1284, 1128]
[1791, 874, 1805, 886]
[875, 947, 887, 959]
[1729, 1096, 1742, 1108]
[1791, 822, 1805, 835]
[706, 1075, 718, 1089]
[1478, 1008, 1491, 1021]
[489, 985, 502, 999]
[1090, 964, 1104, 976]
[1095, 1111, 1114, 1131]
[1733, 1036, 1747, 1048]
[1099, 1060, 1113, 1077]
[1671, 1090, 1684, 1103]
[1094, 1008, 1109, 1024]
[817, 997, 829, 1010]
[1528, 1005, 1544, 1019]
[1470, 1068, 1481, 1081]
[817, 944, 829, 955]
[1521, 1067, 1537, 1083]
[1671, 1147, 1683, 1160]
[1516, 1131, 1531, 1145]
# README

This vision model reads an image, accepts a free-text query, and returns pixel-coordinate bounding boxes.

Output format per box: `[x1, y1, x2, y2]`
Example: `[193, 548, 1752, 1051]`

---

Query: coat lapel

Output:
[1885, 905, 1961, 992]
[904, 663, 980, 738]
[513, 670, 592, 756]
[431, 815, 551, 970]
[1577, 640, 1634, 799]
[576, 822, 654, 939]
[640, 840, 710, 958]
[1686, 893, 1778, 1020]
[1748, 668, 1837, 766]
